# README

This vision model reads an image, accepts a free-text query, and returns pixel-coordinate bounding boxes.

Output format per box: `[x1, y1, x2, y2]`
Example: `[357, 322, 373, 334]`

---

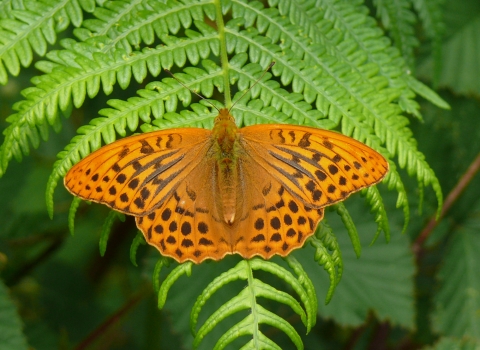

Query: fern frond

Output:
[153, 256, 172, 294]
[332, 203, 361, 257]
[283, 255, 318, 330]
[316, 222, 343, 282]
[99, 210, 125, 256]
[67, 196, 83, 235]
[189, 259, 315, 349]
[363, 186, 390, 243]
[309, 222, 343, 304]
[381, 159, 410, 232]
[373, 0, 419, 68]
[130, 232, 146, 267]
[158, 261, 192, 308]
[0, 0, 95, 84]
[229, 56, 336, 128]
[412, 0, 445, 84]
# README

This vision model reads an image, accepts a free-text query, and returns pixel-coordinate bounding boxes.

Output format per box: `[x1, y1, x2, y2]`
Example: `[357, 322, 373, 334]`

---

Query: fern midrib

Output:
[246, 260, 261, 347]
[214, 0, 232, 108]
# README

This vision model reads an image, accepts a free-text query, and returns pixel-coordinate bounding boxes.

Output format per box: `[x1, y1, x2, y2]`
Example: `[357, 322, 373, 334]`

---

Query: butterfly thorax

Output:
[212, 108, 240, 225]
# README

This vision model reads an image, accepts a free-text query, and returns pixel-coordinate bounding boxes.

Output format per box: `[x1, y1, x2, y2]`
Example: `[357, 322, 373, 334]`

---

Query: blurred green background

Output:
[1, 0, 480, 349]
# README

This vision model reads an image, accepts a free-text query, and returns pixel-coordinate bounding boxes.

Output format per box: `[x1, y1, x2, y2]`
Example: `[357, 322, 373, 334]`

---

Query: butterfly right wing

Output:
[231, 150, 325, 260]
[64, 128, 212, 216]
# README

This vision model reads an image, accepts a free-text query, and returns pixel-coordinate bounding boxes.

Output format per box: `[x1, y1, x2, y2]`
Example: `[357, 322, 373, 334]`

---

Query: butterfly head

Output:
[217, 108, 235, 122]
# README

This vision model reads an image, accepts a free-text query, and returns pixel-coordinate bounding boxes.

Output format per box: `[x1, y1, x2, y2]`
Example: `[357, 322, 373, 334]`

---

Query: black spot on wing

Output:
[166, 134, 176, 149]
[118, 148, 129, 158]
[140, 140, 154, 154]
[298, 133, 311, 147]
[199, 238, 213, 246]
[198, 222, 209, 234]
[128, 179, 139, 189]
[322, 140, 333, 149]
[328, 164, 338, 175]
[288, 130, 296, 142]
[252, 234, 265, 242]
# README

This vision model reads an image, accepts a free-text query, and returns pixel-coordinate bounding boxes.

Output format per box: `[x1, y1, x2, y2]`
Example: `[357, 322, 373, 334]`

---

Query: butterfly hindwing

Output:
[233, 155, 325, 260]
[135, 155, 234, 263]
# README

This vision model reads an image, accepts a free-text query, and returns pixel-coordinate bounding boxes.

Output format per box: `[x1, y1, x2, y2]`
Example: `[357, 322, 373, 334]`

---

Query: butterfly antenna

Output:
[164, 69, 220, 113]
[229, 61, 276, 112]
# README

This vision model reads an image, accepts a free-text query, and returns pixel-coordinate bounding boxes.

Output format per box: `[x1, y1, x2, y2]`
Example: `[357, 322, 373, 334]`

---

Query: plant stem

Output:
[74, 284, 151, 350]
[214, 0, 232, 108]
[414, 151, 480, 254]
[247, 260, 260, 347]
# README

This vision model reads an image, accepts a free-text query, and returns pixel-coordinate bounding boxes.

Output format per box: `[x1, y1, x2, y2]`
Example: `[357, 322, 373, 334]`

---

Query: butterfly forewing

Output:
[239, 125, 389, 209]
[64, 128, 211, 215]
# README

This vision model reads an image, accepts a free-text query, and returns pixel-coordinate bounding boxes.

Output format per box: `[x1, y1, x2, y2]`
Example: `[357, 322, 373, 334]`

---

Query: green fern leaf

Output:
[433, 204, 480, 338]
[0, 1, 450, 347]
[0, 280, 29, 350]
[373, 0, 419, 68]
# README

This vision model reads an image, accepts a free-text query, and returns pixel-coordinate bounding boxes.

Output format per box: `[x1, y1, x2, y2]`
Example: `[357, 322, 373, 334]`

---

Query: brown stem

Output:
[74, 285, 152, 350]
[413, 152, 480, 255]
[368, 322, 390, 350]
[5, 233, 64, 285]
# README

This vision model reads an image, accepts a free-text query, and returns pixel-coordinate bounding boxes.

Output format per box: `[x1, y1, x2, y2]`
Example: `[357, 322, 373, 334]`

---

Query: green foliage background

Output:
[0, 0, 479, 349]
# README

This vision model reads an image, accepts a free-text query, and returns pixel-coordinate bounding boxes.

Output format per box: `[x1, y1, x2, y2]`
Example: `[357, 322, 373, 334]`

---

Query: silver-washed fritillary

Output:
[65, 106, 389, 263]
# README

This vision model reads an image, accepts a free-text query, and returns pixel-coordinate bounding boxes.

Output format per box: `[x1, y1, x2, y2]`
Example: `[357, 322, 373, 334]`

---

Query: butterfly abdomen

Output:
[211, 109, 241, 225]
[217, 158, 237, 225]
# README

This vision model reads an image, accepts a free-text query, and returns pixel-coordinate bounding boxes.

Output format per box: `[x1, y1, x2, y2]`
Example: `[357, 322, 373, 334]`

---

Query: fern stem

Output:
[414, 151, 480, 255]
[246, 260, 260, 347]
[214, 0, 232, 108]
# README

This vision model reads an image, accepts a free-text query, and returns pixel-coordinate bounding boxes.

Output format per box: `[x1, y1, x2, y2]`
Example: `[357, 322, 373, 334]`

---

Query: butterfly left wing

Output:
[135, 155, 234, 263]
[65, 128, 212, 216]
[239, 124, 389, 209]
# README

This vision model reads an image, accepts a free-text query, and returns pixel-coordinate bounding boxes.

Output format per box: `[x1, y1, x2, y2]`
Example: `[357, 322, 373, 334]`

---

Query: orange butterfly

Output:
[65, 106, 388, 263]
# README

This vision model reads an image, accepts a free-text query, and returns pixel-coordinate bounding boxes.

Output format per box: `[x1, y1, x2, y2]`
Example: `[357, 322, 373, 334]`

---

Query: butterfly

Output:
[64, 106, 389, 264]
